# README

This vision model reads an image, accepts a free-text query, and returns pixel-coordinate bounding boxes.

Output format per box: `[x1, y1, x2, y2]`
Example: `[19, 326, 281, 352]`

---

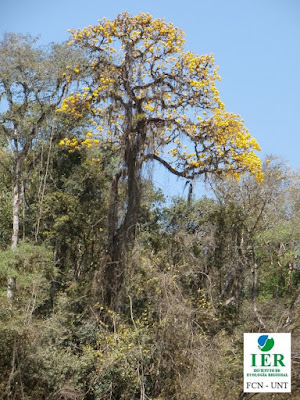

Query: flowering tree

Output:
[58, 12, 263, 304]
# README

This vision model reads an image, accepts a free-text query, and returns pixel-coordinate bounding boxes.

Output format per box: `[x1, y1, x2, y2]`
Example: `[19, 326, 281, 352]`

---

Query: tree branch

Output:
[145, 153, 198, 179]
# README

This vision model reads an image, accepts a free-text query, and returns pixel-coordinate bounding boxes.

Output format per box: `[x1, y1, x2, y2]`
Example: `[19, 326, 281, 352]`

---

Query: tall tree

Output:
[58, 12, 263, 305]
[0, 33, 73, 298]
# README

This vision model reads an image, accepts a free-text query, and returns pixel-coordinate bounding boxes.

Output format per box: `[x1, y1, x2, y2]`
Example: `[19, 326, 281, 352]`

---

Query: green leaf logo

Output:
[258, 335, 274, 352]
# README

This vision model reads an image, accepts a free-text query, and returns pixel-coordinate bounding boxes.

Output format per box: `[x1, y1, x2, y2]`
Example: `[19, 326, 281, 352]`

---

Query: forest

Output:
[0, 12, 299, 400]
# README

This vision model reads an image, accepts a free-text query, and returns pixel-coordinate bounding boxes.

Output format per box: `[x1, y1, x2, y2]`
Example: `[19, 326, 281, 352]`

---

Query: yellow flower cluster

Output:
[59, 137, 78, 147]
[59, 137, 80, 153]
[67, 12, 185, 58]
[57, 12, 263, 182]
[57, 92, 84, 118]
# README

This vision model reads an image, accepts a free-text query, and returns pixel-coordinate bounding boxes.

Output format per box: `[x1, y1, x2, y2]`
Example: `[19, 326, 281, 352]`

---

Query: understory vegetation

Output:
[0, 148, 299, 399]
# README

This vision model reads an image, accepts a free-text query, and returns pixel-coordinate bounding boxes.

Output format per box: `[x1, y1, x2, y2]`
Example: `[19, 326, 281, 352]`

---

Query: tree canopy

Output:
[58, 12, 263, 182]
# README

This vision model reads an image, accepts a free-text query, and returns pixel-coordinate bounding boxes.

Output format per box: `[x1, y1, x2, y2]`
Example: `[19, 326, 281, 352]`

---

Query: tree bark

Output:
[7, 156, 23, 300]
[11, 158, 22, 249]
[251, 261, 266, 329]
[103, 171, 122, 305]
[123, 148, 141, 245]
[103, 148, 142, 307]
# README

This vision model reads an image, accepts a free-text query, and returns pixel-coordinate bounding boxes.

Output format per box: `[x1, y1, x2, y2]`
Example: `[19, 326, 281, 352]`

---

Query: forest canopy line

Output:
[0, 12, 299, 400]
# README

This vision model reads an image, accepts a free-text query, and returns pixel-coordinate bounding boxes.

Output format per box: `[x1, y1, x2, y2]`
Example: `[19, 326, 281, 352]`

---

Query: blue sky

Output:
[1, 0, 300, 198]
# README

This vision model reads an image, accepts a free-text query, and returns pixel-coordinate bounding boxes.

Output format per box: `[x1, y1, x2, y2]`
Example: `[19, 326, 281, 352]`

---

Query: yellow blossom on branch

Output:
[57, 12, 263, 182]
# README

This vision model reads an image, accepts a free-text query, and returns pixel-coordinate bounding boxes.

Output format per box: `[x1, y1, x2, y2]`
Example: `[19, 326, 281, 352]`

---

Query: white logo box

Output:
[244, 333, 291, 393]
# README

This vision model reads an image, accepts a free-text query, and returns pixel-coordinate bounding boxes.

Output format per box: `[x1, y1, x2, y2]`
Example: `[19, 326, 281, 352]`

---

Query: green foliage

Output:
[0, 243, 53, 320]
[0, 31, 299, 399]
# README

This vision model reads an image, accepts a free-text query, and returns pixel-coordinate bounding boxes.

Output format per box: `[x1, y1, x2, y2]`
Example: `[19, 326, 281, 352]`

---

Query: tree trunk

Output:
[251, 261, 265, 329]
[7, 157, 23, 300]
[103, 149, 142, 307]
[103, 171, 122, 305]
[123, 148, 141, 246]
[11, 164, 22, 248]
